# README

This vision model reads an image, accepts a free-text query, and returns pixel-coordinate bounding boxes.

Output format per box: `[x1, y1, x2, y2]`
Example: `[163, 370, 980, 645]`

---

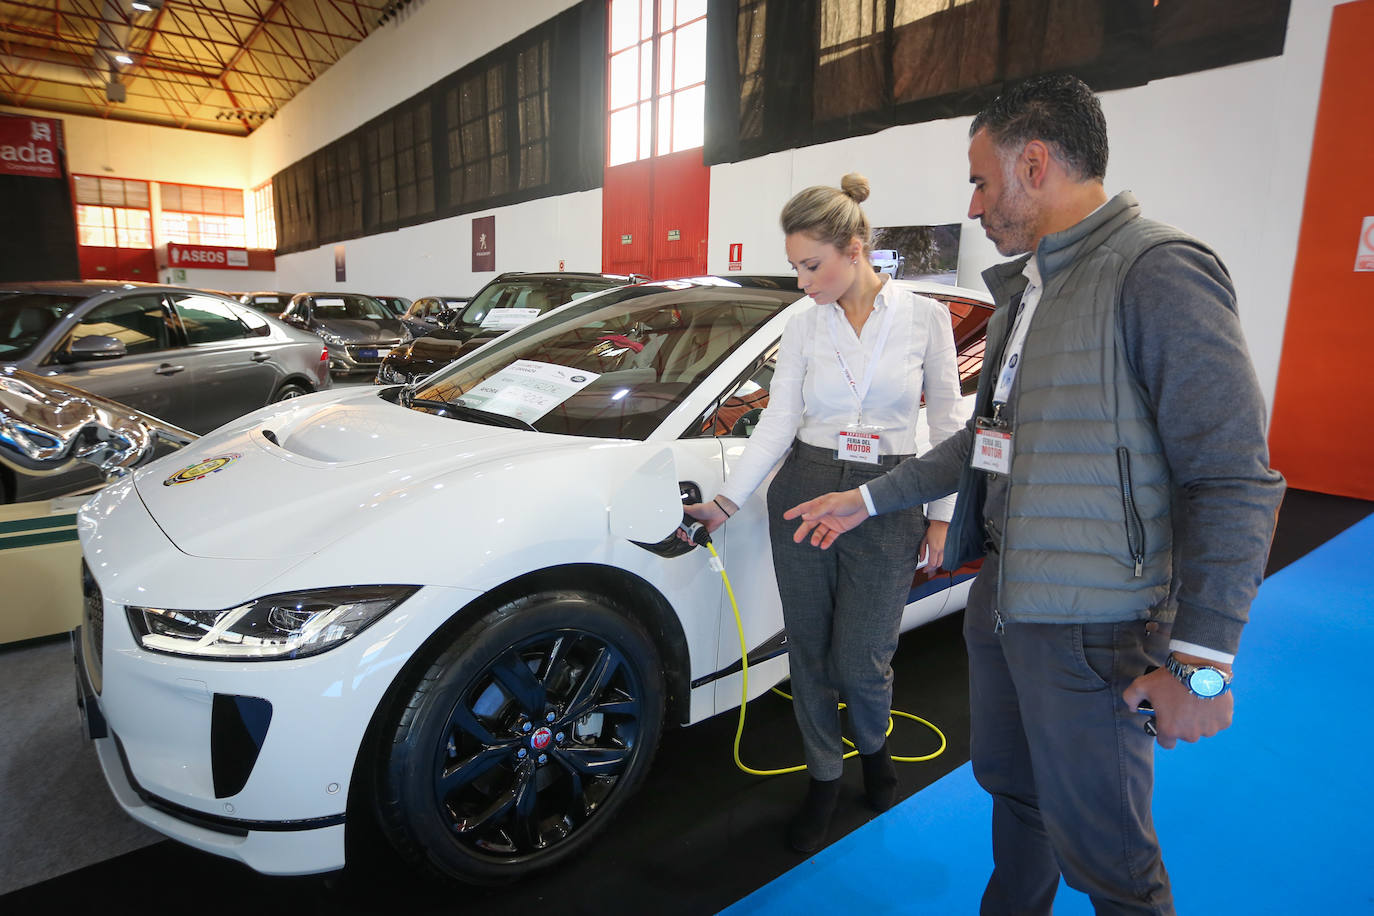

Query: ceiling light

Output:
[113, 51, 133, 65]
[131, 0, 164, 10]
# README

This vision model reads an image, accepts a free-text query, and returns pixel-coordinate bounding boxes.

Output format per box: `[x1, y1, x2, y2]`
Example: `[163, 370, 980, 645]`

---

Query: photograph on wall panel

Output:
[869, 223, 960, 285]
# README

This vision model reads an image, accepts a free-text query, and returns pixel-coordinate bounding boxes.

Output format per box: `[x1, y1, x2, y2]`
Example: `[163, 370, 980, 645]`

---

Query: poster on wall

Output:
[334, 245, 346, 282]
[0, 113, 63, 179]
[869, 224, 961, 286]
[473, 215, 496, 272]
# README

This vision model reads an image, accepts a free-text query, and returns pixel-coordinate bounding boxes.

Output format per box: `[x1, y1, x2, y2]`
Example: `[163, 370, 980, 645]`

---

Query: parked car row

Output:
[0, 281, 331, 502]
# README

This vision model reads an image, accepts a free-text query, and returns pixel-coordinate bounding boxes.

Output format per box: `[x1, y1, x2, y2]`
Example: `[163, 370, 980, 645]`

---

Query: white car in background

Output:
[73, 276, 994, 884]
[870, 249, 904, 278]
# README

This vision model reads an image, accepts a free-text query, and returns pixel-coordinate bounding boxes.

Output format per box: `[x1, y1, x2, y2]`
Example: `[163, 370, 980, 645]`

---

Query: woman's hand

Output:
[920, 520, 949, 571]
[678, 496, 737, 542]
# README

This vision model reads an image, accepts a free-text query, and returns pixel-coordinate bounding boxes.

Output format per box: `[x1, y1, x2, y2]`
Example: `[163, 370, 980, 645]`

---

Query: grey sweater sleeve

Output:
[863, 420, 974, 514]
[1122, 244, 1285, 655]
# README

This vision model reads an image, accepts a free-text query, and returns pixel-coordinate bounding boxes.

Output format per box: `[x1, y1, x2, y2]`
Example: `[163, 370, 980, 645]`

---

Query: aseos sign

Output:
[168, 243, 251, 270]
[0, 114, 63, 179]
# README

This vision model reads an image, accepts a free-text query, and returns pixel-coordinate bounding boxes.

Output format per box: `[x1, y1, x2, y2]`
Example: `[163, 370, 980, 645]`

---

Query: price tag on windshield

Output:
[457, 360, 600, 423]
[480, 308, 541, 331]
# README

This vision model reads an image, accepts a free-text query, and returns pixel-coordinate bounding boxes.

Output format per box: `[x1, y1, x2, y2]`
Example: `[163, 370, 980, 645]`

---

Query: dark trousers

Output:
[766, 441, 927, 780]
[964, 554, 1175, 916]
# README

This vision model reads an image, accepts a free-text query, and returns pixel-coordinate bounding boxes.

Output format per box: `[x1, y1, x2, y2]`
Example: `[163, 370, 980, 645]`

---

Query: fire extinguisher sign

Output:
[728, 243, 743, 271]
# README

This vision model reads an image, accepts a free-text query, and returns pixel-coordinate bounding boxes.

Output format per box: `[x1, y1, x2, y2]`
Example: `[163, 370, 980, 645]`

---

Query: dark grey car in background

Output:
[0, 280, 331, 502]
[238, 291, 296, 317]
[279, 292, 410, 378]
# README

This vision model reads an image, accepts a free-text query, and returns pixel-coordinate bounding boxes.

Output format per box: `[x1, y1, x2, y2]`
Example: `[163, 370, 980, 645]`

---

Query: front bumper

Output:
[73, 576, 478, 875]
[329, 342, 402, 375]
[73, 623, 346, 873]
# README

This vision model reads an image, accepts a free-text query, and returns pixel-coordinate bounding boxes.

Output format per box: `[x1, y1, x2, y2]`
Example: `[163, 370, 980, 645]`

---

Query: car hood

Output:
[314, 318, 406, 341]
[134, 390, 554, 561]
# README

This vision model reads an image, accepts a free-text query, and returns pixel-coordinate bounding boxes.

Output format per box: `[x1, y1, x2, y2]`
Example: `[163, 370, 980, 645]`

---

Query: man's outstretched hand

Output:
[783, 488, 870, 549]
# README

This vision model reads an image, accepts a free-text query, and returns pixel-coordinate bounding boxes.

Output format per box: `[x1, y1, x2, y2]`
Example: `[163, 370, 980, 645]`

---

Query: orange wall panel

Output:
[1268, 0, 1374, 500]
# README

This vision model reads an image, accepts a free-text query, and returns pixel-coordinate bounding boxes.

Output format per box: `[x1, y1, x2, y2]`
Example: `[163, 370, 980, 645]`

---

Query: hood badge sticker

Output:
[163, 453, 242, 487]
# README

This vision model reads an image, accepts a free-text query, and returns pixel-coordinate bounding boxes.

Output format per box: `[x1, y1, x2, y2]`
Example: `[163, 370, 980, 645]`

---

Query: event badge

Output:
[837, 428, 882, 464]
[970, 418, 1012, 474]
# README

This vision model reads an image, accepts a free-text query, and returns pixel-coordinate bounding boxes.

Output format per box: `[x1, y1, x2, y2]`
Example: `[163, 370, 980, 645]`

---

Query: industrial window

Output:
[447, 64, 510, 206]
[370, 102, 433, 226]
[249, 181, 276, 250]
[705, 0, 1292, 164]
[159, 183, 246, 247]
[607, 0, 707, 166]
[72, 175, 152, 249]
[318, 138, 365, 240]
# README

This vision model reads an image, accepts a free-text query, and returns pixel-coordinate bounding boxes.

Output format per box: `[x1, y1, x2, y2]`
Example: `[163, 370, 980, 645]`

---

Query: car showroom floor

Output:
[1, 488, 1369, 914]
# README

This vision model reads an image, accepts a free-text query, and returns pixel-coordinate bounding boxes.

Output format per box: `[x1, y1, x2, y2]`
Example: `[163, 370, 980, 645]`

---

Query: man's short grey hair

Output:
[970, 74, 1108, 182]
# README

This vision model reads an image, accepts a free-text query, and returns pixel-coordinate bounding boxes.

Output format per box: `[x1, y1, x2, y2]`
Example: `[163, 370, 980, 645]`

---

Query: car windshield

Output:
[455, 278, 623, 333]
[312, 295, 390, 321]
[0, 293, 83, 361]
[243, 294, 288, 314]
[411, 284, 797, 440]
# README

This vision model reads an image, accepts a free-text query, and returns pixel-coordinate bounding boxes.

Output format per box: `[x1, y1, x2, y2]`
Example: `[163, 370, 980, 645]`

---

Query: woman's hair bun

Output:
[840, 172, 870, 204]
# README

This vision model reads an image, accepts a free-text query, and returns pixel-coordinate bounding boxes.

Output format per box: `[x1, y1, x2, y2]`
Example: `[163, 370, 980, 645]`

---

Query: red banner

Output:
[0, 114, 63, 179]
[167, 242, 274, 271]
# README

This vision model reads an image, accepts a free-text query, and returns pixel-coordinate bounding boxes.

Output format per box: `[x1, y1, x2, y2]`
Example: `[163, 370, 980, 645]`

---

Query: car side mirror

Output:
[63, 335, 127, 362]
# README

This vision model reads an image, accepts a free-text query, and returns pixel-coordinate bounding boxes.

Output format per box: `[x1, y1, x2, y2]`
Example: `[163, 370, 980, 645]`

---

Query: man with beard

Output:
[783, 75, 1284, 914]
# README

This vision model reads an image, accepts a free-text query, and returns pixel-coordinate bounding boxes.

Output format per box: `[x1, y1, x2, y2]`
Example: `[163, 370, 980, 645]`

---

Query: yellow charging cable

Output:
[705, 541, 947, 777]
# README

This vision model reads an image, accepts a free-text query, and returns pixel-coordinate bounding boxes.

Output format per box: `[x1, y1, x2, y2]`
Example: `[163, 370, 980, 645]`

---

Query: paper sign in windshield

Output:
[480, 307, 541, 331]
[458, 360, 599, 423]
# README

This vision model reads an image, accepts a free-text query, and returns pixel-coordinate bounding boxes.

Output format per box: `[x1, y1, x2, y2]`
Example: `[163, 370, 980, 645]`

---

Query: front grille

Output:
[81, 559, 103, 688]
[345, 341, 402, 364]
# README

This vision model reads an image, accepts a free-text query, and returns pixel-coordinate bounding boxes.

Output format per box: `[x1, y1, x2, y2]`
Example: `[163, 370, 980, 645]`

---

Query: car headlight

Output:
[376, 359, 409, 385]
[317, 329, 347, 347]
[125, 585, 419, 661]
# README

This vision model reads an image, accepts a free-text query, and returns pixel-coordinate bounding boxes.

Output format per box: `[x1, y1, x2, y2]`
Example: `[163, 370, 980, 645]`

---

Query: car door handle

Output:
[250, 351, 271, 362]
[154, 363, 186, 375]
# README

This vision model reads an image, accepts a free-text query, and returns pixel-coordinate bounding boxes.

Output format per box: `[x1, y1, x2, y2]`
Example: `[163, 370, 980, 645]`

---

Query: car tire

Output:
[374, 591, 665, 885]
[272, 382, 309, 401]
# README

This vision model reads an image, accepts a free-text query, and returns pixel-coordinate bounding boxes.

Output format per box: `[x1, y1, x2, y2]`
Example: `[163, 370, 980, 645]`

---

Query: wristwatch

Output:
[1165, 654, 1232, 699]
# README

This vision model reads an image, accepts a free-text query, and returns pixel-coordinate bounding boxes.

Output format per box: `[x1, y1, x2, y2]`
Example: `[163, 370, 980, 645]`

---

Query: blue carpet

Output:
[722, 516, 1374, 914]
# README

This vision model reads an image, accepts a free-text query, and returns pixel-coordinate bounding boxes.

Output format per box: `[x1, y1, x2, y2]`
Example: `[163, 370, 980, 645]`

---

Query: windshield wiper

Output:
[406, 397, 537, 431]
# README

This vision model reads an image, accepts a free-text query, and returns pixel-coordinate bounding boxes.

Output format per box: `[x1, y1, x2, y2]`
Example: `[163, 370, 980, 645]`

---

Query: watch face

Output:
[1189, 667, 1226, 698]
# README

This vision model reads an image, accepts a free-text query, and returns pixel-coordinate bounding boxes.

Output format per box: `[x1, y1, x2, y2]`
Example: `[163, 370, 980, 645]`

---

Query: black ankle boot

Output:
[788, 777, 841, 854]
[860, 741, 898, 812]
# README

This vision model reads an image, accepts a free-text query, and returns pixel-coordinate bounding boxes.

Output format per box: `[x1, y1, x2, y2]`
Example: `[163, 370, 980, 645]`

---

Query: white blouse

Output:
[719, 280, 966, 522]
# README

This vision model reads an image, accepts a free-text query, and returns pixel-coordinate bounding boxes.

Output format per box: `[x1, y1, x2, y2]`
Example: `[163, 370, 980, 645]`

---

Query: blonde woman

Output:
[685, 174, 965, 852]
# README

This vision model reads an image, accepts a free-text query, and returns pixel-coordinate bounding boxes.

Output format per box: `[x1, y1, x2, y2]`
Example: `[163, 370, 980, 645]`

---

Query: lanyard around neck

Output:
[826, 298, 897, 410]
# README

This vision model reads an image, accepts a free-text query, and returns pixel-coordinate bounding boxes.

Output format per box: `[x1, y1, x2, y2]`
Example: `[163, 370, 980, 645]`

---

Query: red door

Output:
[602, 151, 709, 280]
[77, 245, 158, 281]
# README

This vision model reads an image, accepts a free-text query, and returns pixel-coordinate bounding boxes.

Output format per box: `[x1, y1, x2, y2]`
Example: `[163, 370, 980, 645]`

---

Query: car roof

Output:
[489, 271, 642, 283]
[0, 280, 227, 298]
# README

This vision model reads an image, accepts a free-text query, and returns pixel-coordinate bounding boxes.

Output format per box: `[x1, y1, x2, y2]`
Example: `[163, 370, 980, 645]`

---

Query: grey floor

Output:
[0, 637, 161, 895]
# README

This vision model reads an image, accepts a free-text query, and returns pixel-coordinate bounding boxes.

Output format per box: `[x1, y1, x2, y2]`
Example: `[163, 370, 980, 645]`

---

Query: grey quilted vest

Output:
[958, 192, 1220, 622]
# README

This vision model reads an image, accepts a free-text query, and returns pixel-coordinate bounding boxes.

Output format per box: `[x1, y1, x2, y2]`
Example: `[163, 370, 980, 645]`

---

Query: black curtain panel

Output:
[705, 0, 1290, 166]
[272, 0, 605, 256]
[0, 169, 80, 282]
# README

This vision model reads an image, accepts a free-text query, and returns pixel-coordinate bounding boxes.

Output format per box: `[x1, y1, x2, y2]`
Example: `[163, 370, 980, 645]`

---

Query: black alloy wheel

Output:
[375, 591, 665, 884]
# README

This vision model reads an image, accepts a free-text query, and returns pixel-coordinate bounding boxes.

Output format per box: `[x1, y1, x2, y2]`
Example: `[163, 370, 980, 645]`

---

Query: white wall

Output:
[1, 105, 249, 187]
[708, 0, 1339, 414]
[272, 188, 603, 299]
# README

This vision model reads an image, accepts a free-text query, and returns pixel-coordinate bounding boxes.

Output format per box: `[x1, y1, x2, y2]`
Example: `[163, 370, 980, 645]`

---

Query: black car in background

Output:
[376, 272, 639, 385]
[238, 291, 295, 317]
[397, 295, 471, 338]
[279, 292, 411, 378]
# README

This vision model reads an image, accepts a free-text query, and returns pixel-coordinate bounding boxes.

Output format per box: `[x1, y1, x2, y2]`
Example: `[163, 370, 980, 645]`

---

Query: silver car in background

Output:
[0, 281, 330, 502]
[279, 292, 410, 378]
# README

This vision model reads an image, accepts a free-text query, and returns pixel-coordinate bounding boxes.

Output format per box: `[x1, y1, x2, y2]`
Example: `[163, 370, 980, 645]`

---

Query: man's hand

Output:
[1122, 653, 1234, 749]
[782, 489, 869, 549]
